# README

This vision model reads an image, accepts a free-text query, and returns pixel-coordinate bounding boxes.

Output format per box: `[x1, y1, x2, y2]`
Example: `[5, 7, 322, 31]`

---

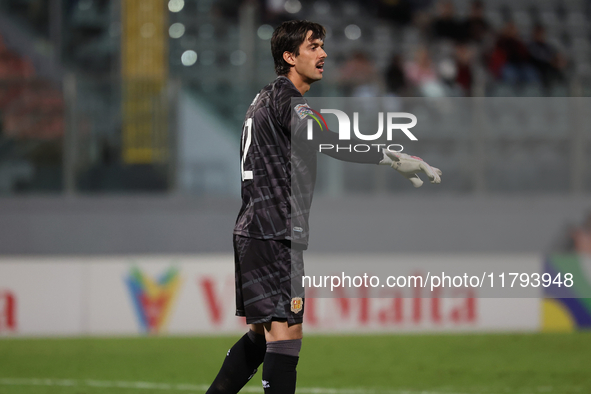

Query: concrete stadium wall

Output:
[0, 195, 588, 255]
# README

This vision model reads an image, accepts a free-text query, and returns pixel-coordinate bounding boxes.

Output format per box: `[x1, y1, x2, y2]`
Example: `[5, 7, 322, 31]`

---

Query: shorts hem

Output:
[236, 313, 302, 325]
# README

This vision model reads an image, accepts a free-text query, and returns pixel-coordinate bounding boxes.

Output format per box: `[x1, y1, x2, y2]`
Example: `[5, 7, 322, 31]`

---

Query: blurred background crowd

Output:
[0, 0, 589, 197]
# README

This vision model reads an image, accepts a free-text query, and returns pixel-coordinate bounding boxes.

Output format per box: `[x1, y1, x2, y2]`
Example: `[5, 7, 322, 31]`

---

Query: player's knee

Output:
[264, 321, 303, 341]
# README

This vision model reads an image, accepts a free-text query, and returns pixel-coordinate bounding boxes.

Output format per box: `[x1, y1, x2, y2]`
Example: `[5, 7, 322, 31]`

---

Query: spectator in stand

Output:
[438, 43, 474, 96]
[338, 51, 380, 97]
[430, 0, 464, 42]
[405, 46, 445, 96]
[571, 212, 591, 254]
[454, 43, 474, 95]
[528, 24, 567, 89]
[384, 54, 407, 96]
[462, 0, 492, 44]
[488, 21, 538, 85]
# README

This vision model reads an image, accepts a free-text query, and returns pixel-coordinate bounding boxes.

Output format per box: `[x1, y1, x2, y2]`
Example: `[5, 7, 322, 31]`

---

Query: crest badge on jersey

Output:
[294, 103, 313, 120]
[290, 297, 303, 313]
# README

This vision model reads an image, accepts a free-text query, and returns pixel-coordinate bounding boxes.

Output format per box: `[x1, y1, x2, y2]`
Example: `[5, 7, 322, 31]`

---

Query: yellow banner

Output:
[121, 0, 168, 164]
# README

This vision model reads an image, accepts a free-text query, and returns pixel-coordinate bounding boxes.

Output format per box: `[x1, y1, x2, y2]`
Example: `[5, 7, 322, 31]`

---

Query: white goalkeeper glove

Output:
[379, 150, 442, 188]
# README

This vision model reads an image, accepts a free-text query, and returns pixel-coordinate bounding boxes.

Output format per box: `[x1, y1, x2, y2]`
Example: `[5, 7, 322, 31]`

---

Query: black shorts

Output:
[234, 234, 305, 325]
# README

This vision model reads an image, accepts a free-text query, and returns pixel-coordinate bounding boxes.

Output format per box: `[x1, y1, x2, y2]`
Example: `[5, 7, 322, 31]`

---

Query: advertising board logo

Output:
[542, 255, 591, 332]
[0, 290, 16, 332]
[126, 267, 181, 334]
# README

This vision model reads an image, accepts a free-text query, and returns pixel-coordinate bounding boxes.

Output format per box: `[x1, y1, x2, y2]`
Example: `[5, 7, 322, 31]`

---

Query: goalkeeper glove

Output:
[379, 150, 442, 188]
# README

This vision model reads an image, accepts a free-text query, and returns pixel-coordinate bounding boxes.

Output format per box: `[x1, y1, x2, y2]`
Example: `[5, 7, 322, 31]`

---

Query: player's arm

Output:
[288, 99, 383, 164]
[287, 97, 442, 187]
[299, 117, 442, 187]
[308, 123, 383, 164]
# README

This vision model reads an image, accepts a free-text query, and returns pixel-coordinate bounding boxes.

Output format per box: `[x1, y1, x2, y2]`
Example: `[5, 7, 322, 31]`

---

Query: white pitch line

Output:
[0, 377, 578, 394]
[0, 378, 473, 394]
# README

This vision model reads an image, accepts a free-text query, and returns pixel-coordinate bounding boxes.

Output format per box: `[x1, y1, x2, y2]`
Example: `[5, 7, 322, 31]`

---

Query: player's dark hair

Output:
[271, 20, 326, 76]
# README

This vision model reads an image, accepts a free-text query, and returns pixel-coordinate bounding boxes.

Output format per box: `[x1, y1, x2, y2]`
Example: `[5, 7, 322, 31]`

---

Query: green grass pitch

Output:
[0, 332, 590, 394]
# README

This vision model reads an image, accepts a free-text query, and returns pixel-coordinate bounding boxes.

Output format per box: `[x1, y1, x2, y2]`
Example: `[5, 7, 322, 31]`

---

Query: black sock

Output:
[206, 331, 266, 394]
[262, 340, 301, 394]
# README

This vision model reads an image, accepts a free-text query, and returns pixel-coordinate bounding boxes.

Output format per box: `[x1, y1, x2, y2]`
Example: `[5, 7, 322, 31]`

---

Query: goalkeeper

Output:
[206, 20, 441, 394]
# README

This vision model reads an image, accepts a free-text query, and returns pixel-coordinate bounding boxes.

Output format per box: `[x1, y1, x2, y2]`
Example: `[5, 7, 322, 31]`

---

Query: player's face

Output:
[293, 31, 327, 83]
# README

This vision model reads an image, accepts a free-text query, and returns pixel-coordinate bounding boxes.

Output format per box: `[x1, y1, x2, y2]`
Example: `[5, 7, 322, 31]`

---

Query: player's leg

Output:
[205, 236, 268, 394]
[263, 320, 302, 341]
[208, 235, 304, 394]
[261, 321, 302, 394]
[260, 240, 305, 394]
[205, 323, 267, 394]
[205, 324, 267, 394]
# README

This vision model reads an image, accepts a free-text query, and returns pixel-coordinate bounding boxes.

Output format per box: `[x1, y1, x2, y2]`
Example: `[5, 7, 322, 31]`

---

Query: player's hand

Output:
[379, 150, 442, 188]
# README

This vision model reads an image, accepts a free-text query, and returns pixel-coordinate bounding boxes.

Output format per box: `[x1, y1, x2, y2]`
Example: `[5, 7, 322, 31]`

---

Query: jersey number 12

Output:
[241, 117, 253, 181]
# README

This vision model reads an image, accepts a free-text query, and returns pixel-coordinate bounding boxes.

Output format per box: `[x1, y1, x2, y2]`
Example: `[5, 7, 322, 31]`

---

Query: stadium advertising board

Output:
[0, 261, 84, 336]
[0, 290, 16, 332]
[541, 254, 591, 331]
[0, 254, 588, 336]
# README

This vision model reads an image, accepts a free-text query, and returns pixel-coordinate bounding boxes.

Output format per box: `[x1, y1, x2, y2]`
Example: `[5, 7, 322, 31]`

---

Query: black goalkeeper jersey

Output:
[233, 76, 382, 248]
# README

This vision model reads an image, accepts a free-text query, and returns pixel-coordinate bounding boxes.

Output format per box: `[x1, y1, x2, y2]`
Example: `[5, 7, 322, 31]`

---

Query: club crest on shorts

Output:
[290, 297, 303, 313]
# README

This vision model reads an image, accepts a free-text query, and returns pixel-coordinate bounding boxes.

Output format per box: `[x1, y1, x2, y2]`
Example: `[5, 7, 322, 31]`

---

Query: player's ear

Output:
[283, 51, 296, 66]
